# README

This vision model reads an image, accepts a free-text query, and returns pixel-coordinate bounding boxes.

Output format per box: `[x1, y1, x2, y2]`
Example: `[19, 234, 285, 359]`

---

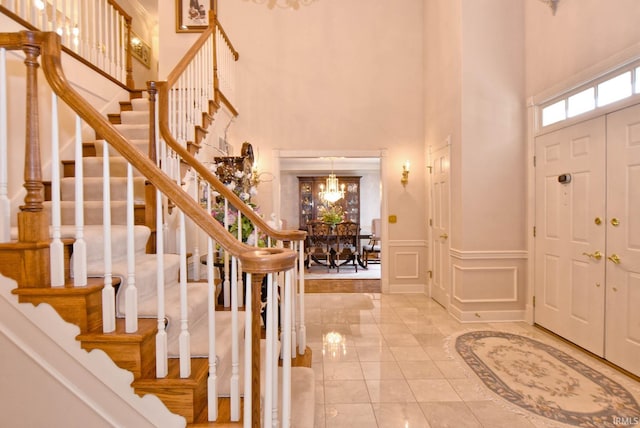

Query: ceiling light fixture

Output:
[539, 0, 559, 15]
[319, 159, 345, 203]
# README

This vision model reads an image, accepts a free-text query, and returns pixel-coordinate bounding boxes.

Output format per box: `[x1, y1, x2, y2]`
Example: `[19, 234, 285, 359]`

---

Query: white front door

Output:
[429, 140, 450, 308]
[604, 103, 640, 376]
[534, 117, 607, 356]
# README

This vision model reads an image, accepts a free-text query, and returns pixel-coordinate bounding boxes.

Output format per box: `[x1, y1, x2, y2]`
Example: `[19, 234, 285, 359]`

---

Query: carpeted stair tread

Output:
[120, 110, 148, 124]
[113, 123, 149, 140]
[44, 200, 133, 225]
[168, 309, 246, 359]
[94, 140, 149, 157]
[60, 176, 145, 202]
[76, 157, 144, 177]
[130, 98, 148, 111]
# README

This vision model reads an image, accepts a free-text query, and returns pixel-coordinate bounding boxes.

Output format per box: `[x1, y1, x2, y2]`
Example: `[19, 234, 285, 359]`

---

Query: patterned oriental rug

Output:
[453, 330, 640, 428]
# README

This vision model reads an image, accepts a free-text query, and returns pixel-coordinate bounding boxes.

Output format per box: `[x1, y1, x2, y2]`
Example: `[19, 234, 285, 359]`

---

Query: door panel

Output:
[534, 117, 606, 356]
[604, 103, 640, 376]
[429, 141, 450, 308]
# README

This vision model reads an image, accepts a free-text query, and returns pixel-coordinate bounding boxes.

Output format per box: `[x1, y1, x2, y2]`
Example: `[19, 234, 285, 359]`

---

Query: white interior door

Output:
[534, 117, 607, 356]
[429, 140, 450, 308]
[604, 104, 640, 377]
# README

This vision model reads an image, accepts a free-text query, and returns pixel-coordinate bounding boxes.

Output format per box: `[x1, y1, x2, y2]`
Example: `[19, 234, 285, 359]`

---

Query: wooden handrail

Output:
[0, 4, 134, 89]
[157, 13, 306, 244]
[215, 18, 239, 61]
[0, 30, 296, 274]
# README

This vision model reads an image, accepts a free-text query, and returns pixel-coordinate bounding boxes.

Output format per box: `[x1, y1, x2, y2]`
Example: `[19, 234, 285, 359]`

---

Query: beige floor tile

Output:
[314, 403, 326, 428]
[366, 379, 416, 403]
[382, 332, 421, 347]
[355, 345, 396, 362]
[372, 402, 431, 428]
[397, 360, 444, 379]
[361, 361, 404, 380]
[465, 400, 537, 428]
[390, 346, 431, 361]
[324, 403, 377, 428]
[434, 360, 469, 379]
[408, 379, 462, 402]
[448, 378, 492, 402]
[419, 402, 482, 428]
[324, 380, 371, 404]
[323, 361, 364, 380]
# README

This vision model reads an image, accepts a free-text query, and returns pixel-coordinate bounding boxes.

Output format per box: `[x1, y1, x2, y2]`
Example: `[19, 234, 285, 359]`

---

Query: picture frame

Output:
[176, 0, 214, 33]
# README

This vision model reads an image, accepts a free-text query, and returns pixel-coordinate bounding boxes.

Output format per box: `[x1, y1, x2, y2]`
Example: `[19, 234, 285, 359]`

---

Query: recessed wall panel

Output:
[627, 273, 640, 344]
[570, 260, 589, 322]
[571, 171, 589, 243]
[571, 136, 590, 158]
[544, 254, 559, 309]
[546, 177, 560, 239]
[628, 165, 640, 249]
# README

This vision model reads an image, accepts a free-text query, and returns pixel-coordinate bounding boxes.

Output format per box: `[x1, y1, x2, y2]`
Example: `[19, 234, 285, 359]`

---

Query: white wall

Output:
[525, 0, 640, 98]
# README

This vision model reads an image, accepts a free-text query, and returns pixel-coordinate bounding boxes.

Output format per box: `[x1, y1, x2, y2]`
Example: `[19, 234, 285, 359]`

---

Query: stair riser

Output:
[60, 177, 146, 202]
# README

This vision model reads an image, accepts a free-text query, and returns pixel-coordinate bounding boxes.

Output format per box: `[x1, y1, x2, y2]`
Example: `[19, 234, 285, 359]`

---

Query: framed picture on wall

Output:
[176, 0, 214, 33]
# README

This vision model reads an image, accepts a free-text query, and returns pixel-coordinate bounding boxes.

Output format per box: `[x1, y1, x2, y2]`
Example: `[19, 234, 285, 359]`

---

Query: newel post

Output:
[16, 35, 50, 287]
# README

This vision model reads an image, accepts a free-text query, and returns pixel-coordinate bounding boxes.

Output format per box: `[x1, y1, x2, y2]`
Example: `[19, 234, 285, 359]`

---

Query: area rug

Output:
[453, 330, 640, 428]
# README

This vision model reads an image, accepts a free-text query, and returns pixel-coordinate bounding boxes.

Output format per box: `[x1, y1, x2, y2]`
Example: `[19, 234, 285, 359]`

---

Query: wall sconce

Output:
[401, 160, 410, 186]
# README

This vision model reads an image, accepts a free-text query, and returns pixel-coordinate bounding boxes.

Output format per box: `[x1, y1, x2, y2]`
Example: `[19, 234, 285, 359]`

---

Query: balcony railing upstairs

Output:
[0, 30, 311, 428]
[0, 0, 133, 87]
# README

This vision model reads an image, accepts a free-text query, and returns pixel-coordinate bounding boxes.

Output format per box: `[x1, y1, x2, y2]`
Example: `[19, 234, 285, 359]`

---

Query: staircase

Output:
[0, 11, 314, 428]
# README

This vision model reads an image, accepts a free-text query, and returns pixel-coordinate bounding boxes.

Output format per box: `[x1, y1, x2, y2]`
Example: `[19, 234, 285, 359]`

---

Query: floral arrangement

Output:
[209, 160, 265, 246]
[318, 204, 344, 225]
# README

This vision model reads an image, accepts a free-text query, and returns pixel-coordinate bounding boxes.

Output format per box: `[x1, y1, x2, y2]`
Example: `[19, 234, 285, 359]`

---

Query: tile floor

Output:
[304, 292, 639, 428]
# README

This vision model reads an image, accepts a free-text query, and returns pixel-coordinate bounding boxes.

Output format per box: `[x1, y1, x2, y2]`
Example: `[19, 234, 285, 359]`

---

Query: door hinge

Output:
[533, 296, 536, 307]
[533, 156, 536, 167]
[429, 218, 433, 226]
[428, 270, 433, 279]
[533, 226, 536, 237]
[427, 166, 433, 173]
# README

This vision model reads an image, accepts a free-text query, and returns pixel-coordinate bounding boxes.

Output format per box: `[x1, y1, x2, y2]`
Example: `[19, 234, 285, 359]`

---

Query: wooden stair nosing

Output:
[11, 278, 106, 333]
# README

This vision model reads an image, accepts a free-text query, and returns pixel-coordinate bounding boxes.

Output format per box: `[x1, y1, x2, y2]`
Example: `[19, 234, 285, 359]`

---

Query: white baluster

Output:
[179, 210, 191, 377]
[223, 198, 230, 307]
[230, 255, 240, 421]
[242, 272, 252, 425]
[236, 212, 244, 307]
[73, 115, 87, 286]
[207, 185, 218, 420]
[49, 93, 64, 287]
[298, 241, 307, 354]
[264, 273, 274, 427]
[282, 269, 293, 428]
[155, 186, 167, 376]
[101, 141, 115, 333]
[0, 48, 8, 243]
[192, 171, 200, 281]
[125, 162, 138, 332]
[271, 271, 279, 427]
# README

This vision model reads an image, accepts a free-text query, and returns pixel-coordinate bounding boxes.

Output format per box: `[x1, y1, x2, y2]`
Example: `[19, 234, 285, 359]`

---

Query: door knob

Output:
[607, 254, 621, 264]
[439, 233, 448, 239]
[582, 251, 602, 260]
[610, 218, 620, 227]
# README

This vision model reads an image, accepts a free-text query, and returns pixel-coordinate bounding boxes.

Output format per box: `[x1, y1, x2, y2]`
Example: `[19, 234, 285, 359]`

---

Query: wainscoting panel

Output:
[388, 240, 427, 294]
[452, 266, 518, 303]
[448, 248, 527, 322]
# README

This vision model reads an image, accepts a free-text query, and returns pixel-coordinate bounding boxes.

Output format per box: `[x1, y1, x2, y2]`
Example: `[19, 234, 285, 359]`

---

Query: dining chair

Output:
[306, 220, 334, 271]
[335, 221, 360, 272]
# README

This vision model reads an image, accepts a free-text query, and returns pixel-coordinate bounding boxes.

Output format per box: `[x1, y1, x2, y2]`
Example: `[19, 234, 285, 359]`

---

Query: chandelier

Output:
[319, 160, 345, 203]
[244, 0, 318, 10]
